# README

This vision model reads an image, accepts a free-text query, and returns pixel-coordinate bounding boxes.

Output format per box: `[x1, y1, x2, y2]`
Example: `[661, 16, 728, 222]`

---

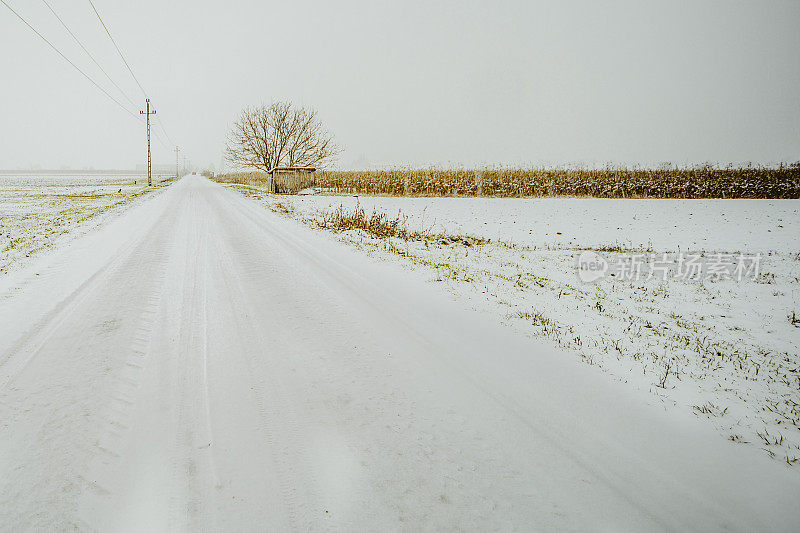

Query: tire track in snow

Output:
[0, 192, 177, 392]
[0, 192, 183, 529]
[76, 190, 183, 528]
[210, 223, 317, 530]
[167, 187, 220, 530]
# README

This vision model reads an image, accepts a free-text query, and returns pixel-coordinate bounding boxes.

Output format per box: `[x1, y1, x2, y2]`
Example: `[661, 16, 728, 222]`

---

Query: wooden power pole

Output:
[174, 145, 180, 178]
[139, 98, 156, 186]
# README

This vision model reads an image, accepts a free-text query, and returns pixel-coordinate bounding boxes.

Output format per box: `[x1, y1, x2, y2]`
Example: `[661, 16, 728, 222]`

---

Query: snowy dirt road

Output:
[1, 176, 798, 531]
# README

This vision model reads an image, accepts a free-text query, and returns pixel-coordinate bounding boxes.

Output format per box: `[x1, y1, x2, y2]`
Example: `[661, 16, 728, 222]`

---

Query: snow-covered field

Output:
[0, 175, 171, 275]
[283, 194, 800, 253]
[244, 190, 800, 463]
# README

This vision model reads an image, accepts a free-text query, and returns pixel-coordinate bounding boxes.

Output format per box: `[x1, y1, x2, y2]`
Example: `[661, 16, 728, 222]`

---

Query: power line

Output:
[1, 0, 139, 120]
[40, 0, 139, 112]
[87, 0, 147, 98]
[85, 0, 177, 155]
[4, 0, 174, 161]
[155, 116, 174, 146]
[151, 127, 170, 151]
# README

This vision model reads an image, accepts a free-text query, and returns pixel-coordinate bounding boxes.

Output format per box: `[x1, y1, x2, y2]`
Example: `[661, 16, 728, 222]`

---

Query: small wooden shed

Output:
[268, 167, 316, 194]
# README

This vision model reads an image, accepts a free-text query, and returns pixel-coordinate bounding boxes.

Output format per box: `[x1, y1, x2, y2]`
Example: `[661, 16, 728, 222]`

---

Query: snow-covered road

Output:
[1, 176, 797, 531]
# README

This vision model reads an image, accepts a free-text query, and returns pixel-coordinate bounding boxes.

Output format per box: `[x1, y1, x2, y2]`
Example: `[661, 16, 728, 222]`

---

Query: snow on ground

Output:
[0, 175, 172, 275]
[237, 187, 800, 464]
[2, 176, 799, 530]
[280, 194, 800, 253]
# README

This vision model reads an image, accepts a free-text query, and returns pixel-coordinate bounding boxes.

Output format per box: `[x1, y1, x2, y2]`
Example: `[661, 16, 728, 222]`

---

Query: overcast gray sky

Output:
[1, 0, 798, 170]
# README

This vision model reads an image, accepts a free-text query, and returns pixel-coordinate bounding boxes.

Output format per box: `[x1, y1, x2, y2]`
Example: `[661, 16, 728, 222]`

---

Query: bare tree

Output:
[225, 101, 338, 171]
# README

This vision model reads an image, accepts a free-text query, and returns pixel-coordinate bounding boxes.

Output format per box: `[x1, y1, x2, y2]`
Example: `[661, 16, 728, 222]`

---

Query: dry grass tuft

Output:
[318, 204, 489, 245]
[319, 205, 410, 239]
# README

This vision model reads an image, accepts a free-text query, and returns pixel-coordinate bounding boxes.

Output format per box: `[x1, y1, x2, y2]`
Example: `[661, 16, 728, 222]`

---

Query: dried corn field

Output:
[321, 167, 800, 199]
[213, 171, 272, 187]
[214, 170, 316, 194]
[215, 166, 799, 199]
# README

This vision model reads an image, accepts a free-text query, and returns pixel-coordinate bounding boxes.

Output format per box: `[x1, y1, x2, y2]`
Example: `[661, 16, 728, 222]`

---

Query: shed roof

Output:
[268, 166, 316, 173]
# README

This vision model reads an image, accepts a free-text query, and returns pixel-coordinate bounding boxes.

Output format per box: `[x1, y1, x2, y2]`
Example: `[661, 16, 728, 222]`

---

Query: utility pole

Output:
[174, 146, 180, 178]
[139, 98, 156, 186]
